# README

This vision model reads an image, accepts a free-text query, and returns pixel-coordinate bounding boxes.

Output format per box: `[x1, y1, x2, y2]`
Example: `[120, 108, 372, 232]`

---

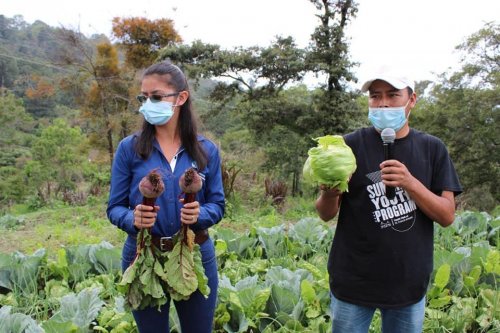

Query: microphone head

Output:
[381, 128, 396, 143]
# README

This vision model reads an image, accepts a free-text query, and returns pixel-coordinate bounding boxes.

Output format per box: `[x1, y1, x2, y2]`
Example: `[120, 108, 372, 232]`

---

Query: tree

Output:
[0, 15, 19, 88]
[412, 22, 499, 211]
[111, 17, 182, 69]
[0, 49, 19, 88]
[158, 1, 363, 195]
[303, 0, 362, 136]
[0, 89, 34, 166]
[306, 0, 358, 92]
[160, 36, 307, 97]
[56, 30, 136, 166]
[160, 37, 312, 195]
[0, 90, 34, 207]
[25, 119, 87, 203]
[452, 21, 499, 88]
[0, 89, 33, 142]
[82, 42, 135, 162]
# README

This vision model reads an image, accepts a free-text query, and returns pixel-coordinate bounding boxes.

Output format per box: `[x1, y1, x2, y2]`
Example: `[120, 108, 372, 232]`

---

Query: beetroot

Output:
[136, 169, 165, 253]
[179, 168, 203, 207]
[139, 169, 165, 207]
[179, 167, 203, 246]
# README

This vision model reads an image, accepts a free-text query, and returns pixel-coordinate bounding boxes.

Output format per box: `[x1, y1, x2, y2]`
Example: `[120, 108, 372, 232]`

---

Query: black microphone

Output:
[381, 128, 396, 199]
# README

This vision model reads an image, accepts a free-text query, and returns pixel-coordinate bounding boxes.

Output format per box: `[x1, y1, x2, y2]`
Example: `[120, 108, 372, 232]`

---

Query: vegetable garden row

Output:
[0, 210, 499, 332]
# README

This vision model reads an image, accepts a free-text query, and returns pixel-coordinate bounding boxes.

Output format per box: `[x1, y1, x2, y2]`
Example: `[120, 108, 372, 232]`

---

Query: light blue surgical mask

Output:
[368, 100, 411, 132]
[139, 99, 176, 125]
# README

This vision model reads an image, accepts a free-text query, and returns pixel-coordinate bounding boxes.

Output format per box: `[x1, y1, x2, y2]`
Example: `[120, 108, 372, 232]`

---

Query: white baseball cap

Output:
[361, 72, 415, 93]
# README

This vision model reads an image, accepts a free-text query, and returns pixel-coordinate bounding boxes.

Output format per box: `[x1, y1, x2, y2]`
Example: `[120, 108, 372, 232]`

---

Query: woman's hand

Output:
[180, 199, 200, 225]
[133, 204, 160, 229]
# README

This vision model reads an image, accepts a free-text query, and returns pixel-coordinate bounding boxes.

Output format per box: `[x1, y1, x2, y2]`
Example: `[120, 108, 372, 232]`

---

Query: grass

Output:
[0, 193, 320, 256]
[0, 202, 126, 254]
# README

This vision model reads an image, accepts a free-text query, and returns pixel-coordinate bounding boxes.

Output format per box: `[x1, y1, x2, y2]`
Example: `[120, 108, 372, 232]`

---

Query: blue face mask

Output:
[139, 99, 176, 125]
[368, 100, 411, 132]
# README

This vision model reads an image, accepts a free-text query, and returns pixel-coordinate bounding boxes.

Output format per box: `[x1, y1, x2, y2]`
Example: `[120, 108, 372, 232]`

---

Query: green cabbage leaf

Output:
[302, 135, 356, 191]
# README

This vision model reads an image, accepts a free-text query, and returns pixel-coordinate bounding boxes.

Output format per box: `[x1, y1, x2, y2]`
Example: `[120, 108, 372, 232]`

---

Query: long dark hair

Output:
[134, 60, 207, 170]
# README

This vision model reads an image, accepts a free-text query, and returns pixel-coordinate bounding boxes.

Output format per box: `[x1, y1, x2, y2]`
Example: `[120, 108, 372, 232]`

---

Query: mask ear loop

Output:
[172, 91, 188, 108]
[404, 96, 413, 119]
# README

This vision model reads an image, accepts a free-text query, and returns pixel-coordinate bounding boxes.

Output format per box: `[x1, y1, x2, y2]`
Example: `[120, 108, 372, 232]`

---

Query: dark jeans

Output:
[121, 236, 219, 333]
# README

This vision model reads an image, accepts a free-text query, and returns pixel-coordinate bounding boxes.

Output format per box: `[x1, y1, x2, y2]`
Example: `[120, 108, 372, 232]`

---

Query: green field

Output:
[0, 199, 499, 333]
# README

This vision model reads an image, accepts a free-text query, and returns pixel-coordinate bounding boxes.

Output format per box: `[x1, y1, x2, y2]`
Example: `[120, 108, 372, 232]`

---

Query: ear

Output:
[176, 90, 189, 106]
[409, 91, 417, 109]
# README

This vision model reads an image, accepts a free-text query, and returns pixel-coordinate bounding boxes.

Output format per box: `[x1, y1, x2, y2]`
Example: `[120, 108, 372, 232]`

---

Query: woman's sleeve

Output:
[106, 140, 138, 235]
[191, 144, 225, 231]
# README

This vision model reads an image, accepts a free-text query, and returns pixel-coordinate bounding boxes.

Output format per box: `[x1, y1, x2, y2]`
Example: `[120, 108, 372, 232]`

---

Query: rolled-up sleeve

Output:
[106, 139, 138, 235]
[191, 143, 225, 231]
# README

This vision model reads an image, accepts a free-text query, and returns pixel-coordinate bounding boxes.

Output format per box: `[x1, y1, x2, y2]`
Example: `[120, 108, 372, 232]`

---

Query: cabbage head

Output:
[303, 135, 356, 191]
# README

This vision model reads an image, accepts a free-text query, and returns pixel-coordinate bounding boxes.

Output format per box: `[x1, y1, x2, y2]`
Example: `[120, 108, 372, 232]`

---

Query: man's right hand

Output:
[319, 185, 342, 198]
[316, 185, 342, 221]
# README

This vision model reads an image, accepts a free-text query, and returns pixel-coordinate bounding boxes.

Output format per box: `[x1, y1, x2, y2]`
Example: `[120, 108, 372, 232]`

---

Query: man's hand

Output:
[379, 159, 416, 191]
[319, 184, 342, 198]
[380, 159, 456, 227]
[316, 185, 342, 222]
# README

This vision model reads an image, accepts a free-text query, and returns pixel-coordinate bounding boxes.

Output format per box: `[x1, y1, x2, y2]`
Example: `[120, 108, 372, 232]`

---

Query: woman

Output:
[107, 60, 225, 332]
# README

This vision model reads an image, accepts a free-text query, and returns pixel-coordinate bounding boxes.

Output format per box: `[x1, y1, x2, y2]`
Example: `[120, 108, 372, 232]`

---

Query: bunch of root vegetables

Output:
[118, 168, 209, 310]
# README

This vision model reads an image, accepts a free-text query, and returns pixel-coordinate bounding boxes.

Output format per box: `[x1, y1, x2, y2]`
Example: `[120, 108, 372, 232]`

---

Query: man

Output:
[315, 72, 462, 332]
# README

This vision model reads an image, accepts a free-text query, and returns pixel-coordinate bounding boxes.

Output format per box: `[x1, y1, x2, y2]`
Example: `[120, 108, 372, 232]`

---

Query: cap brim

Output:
[361, 75, 414, 92]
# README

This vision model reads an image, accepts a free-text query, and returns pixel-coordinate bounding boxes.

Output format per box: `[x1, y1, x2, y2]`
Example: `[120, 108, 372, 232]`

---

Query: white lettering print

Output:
[367, 179, 417, 232]
[371, 197, 381, 210]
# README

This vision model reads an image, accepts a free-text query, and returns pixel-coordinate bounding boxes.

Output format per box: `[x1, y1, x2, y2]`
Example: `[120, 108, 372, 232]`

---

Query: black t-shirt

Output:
[328, 127, 462, 308]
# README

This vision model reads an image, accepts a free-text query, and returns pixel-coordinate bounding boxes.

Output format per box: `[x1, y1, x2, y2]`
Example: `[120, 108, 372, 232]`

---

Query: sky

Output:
[1, 0, 498, 88]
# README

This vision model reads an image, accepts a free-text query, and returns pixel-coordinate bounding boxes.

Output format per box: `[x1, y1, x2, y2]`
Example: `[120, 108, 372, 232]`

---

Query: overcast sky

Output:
[1, 0, 498, 87]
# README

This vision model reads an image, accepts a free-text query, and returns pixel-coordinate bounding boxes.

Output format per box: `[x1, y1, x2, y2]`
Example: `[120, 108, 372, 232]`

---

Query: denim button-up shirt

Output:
[107, 133, 225, 237]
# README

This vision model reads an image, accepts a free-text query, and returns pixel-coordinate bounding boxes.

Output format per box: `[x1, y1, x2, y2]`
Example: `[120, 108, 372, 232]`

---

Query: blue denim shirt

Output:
[107, 133, 225, 237]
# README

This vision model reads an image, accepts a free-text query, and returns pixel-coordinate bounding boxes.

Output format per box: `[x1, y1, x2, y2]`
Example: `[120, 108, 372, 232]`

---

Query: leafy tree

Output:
[452, 21, 499, 88]
[0, 55, 18, 88]
[0, 15, 16, 41]
[56, 30, 136, 166]
[240, 86, 313, 192]
[158, 1, 363, 195]
[25, 119, 88, 203]
[0, 166, 27, 206]
[0, 90, 34, 206]
[0, 16, 20, 88]
[111, 17, 182, 69]
[82, 42, 135, 163]
[412, 22, 499, 211]
[0, 89, 34, 149]
[304, 0, 362, 135]
[306, 0, 358, 92]
[160, 36, 311, 194]
[160, 36, 307, 96]
[0, 15, 85, 117]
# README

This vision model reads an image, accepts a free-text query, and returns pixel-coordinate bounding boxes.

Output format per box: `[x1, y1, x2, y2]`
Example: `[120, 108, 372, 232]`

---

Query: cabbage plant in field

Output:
[0, 209, 498, 332]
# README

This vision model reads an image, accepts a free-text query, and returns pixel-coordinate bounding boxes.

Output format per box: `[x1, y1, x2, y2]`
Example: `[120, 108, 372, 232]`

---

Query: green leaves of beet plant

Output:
[118, 229, 209, 310]
[165, 241, 209, 301]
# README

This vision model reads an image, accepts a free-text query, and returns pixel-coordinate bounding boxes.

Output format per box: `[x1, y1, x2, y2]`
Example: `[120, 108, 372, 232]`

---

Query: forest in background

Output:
[0, 0, 498, 215]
